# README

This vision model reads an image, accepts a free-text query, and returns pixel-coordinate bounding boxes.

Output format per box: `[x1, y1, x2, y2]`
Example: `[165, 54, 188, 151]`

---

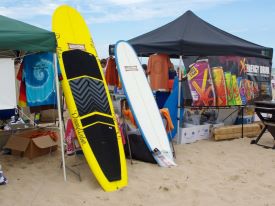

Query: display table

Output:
[251, 100, 275, 149]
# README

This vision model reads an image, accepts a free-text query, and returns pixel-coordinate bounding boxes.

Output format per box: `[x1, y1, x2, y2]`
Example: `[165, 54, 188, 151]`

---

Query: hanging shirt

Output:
[105, 57, 119, 86]
[23, 52, 57, 107]
[17, 63, 27, 107]
[160, 108, 174, 132]
[147, 54, 173, 90]
[123, 109, 136, 128]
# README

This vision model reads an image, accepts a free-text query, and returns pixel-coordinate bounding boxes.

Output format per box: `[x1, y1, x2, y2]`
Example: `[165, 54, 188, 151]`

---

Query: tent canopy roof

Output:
[0, 15, 56, 58]
[110, 10, 273, 59]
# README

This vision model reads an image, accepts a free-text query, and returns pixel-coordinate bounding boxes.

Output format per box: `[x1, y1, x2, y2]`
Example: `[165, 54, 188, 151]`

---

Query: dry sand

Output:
[1, 133, 275, 206]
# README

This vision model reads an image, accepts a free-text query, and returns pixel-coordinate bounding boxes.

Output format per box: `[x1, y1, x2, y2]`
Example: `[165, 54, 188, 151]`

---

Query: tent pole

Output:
[53, 53, 67, 182]
[177, 56, 183, 143]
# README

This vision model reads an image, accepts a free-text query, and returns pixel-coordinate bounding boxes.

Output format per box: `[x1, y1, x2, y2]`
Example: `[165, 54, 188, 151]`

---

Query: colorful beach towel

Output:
[23, 52, 57, 107]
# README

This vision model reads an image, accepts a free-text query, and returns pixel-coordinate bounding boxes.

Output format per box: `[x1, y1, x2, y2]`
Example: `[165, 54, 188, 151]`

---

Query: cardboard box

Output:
[177, 124, 198, 144]
[0, 130, 12, 150]
[4, 135, 57, 159]
[40, 109, 59, 123]
[177, 123, 211, 144]
[8, 123, 33, 130]
[185, 123, 211, 140]
[179, 127, 197, 144]
[196, 124, 211, 140]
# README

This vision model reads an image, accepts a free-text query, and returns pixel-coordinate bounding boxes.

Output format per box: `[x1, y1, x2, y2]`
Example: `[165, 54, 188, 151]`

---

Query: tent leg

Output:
[124, 122, 133, 165]
[176, 56, 183, 143]
[54, 53, 67, 182]
[168, 130, 176, 158]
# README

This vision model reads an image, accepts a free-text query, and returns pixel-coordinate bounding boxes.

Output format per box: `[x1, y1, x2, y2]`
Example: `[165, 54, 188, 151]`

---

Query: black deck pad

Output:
[84, 124, 121, 182]
[81, 114, 113, 128]
[69, 77, 111, 116]
[62, 49, 102, 80]
[62, 49, 121, 182]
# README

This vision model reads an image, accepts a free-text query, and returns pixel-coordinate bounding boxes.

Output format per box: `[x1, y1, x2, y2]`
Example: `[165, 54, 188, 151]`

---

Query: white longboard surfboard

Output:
[115, 41, 176, 167]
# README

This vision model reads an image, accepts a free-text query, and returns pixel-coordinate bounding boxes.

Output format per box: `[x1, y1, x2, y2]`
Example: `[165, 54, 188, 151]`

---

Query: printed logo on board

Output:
[68, 43, 86, 51]
[125, 66, 138, 71]
[72, 111, 86, 145]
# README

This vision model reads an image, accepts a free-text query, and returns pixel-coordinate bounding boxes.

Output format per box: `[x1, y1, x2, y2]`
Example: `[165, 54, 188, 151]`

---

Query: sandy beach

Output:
[1, 132, 275, 206]
[0, 1, 274, 206]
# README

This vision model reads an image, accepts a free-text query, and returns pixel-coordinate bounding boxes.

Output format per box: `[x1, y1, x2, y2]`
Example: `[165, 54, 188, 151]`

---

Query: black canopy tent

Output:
[109, 10, 273, 59]
[109, 10, 273, 142]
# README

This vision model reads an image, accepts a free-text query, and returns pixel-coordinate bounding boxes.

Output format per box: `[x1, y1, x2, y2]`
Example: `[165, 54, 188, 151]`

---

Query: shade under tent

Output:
[0, 14, 67, 181]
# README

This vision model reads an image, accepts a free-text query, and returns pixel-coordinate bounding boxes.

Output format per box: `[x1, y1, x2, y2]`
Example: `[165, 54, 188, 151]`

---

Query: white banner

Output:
[0, 59, 16, 110]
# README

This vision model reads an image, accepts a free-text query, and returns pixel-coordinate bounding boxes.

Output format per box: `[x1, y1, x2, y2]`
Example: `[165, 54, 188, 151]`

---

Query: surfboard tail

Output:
[152, 148, 177, 167]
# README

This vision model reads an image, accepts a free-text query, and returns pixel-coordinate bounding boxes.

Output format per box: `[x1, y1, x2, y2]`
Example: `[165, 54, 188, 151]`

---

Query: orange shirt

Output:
[160, 108, 174, 132]
[147, 54, 172, 90]
[122, 109, 136, 128]
[105, 57, 119, 86]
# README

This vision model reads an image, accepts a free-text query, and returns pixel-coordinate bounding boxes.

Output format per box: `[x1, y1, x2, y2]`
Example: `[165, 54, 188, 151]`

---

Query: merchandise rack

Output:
[181, 105, 256, 139]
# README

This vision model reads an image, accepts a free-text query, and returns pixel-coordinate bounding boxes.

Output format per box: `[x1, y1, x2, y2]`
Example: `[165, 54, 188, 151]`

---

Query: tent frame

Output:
[53, 53, 67, 181]
[177, 56, 183, 142]
[0, 13, 67, 181]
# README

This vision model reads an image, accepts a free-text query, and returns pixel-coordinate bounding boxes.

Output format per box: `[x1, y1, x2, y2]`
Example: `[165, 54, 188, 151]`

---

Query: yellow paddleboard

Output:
[52, 5, 127, 192]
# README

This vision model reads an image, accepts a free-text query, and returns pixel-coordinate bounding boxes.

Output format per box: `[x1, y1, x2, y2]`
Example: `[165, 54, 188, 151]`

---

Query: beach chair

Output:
[251, 100, 275, 149]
